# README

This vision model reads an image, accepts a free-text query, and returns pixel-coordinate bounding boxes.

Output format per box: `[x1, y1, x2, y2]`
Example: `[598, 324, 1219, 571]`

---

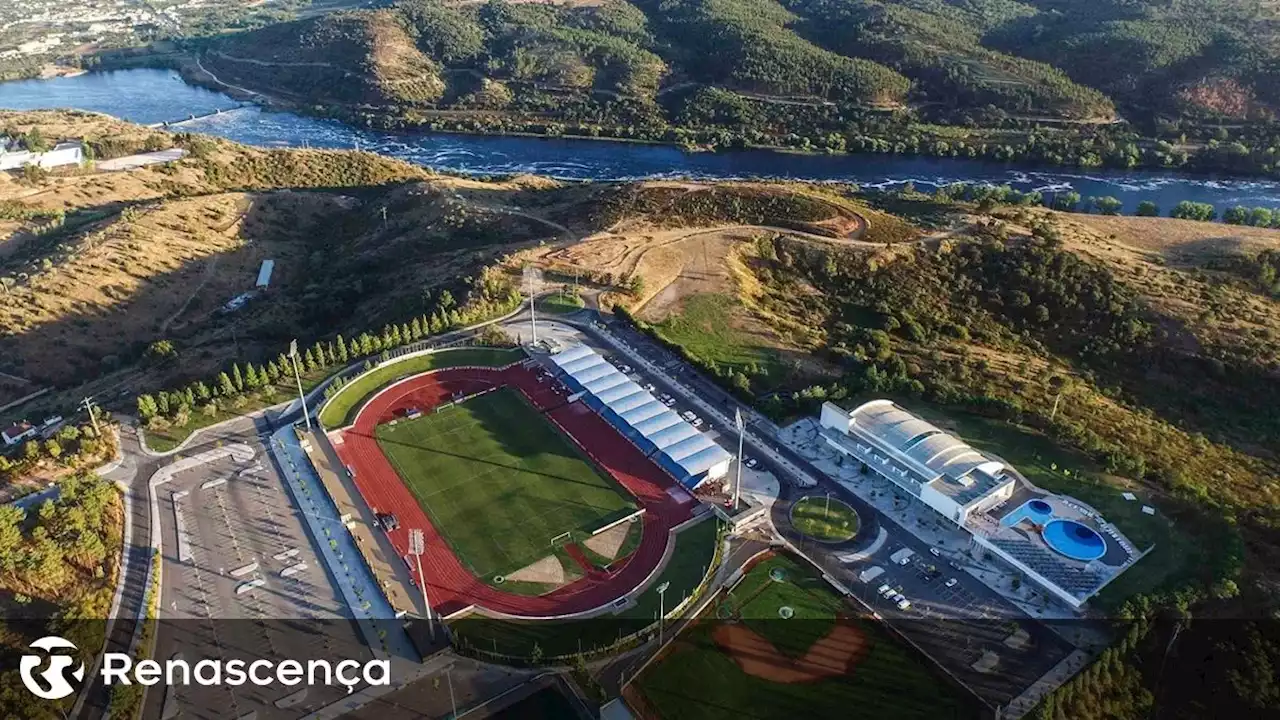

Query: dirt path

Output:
[712, 621, 870, 683]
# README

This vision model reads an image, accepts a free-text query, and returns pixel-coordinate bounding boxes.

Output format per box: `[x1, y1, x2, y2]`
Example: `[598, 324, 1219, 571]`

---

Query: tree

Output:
[146, 340, 176, 361]
[1052, 192, 1081, 212]
[1223, 206, 1250, 225]
[22, 440, 40, 461]
[232, 364, 245, 392]
[217, 371, 237, 397]
[628, 274, 646, 297]
[1136, 201, 1159, 217]
[136, 394, 159, 420]
[0, 505, 25, 573]
[335, 335, 349, 363]
[1171, 201, 1216, 221]
[1092, 196, 1123, 215]
[244, 364, 261, 389]
[1248, 207, 1273, 227]
[194, 381, 212, 401]
[23, 127, 49, 152]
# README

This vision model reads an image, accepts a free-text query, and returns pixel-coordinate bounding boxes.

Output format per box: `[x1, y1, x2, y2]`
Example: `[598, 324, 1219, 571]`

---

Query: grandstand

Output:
[549, 344, 732, 490]
[818, 400, 1140, 608]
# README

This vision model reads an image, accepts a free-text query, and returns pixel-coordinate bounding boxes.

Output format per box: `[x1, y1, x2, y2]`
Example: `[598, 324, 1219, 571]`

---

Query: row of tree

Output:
[135, 281, 522, 432]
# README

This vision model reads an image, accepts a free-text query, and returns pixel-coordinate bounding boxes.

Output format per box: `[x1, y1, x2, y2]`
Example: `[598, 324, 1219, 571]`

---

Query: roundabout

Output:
[789, 495, 861, 543]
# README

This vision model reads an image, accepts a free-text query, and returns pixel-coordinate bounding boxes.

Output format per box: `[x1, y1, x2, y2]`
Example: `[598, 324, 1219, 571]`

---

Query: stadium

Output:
[324, 343, 724, 619]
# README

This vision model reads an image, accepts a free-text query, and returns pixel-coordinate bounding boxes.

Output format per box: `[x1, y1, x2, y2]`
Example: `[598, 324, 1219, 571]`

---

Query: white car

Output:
[945, 578, 959, 588]
[692, 418, 704, 427]
[929, 547, 942, 557]
[897, 598, 912, 610]
[744, 457, 759, 469]
[877, 583, 892, 596]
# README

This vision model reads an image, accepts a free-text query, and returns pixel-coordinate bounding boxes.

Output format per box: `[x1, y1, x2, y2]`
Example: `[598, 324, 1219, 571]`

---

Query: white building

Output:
[2, 421, 37, 447]
[818, 400, 1140, 608]
[0, 141, 84, 171]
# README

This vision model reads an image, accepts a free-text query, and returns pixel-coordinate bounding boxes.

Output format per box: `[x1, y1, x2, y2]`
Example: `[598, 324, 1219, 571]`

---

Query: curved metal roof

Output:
[619, 399, 668, 425]
[631, 411, 683, 437]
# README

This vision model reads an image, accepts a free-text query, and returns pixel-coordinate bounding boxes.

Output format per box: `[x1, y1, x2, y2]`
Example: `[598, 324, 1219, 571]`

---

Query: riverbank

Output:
[158, 50, 1280, 183]
[4, 68, 1280, 212]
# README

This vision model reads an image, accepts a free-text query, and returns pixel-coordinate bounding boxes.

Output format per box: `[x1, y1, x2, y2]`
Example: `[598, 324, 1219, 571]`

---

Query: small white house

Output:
[2, 421, 37, 447]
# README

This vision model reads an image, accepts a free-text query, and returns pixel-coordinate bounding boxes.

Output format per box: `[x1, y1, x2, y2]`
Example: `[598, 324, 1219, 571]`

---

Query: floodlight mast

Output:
[409, 529, 435, 638]
[288, 339, 311, 431]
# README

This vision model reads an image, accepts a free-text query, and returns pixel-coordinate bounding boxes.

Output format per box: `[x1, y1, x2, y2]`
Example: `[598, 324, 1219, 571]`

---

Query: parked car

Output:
[877, 583, 892, 596]
[744, 457, 759, 469]
[897, 598, 912, 610]
[945, 578, 959, 588]
[929, 547, 942, 557]
[376, 513, 399, 532]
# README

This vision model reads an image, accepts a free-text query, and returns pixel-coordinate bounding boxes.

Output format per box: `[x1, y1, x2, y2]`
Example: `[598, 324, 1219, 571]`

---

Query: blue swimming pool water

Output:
[1001, 499, 1055, 527]
[1042, 519, 1107, 562]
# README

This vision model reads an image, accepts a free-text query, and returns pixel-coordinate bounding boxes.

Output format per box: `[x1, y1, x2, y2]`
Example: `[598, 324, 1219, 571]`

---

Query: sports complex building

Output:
[549, 344, 732, 489]
[818, 400, 1141, 608]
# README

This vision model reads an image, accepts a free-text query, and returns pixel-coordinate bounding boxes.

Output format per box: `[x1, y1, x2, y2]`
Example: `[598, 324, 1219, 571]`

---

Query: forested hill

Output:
[198, 0, 1280, 123]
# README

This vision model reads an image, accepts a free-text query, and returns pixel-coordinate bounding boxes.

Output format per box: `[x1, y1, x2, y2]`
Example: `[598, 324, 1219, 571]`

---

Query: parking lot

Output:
[151, 438, 373, 720]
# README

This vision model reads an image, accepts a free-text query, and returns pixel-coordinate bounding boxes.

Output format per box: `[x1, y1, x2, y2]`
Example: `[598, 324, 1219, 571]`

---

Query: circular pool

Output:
[1041, 520, 1106, 562]
[1029, 499, 1052, 515]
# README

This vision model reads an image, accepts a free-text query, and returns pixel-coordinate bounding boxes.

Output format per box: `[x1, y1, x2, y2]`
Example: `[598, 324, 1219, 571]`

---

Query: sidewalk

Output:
[301, 427, 426, 617]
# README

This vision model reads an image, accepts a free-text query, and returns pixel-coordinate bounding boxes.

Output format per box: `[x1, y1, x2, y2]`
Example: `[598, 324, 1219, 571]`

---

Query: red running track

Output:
[333, 364, 697, 617]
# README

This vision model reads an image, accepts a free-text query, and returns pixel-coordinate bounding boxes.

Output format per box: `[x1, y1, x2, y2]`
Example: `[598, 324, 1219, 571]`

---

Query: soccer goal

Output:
[550, 531, 573, 549]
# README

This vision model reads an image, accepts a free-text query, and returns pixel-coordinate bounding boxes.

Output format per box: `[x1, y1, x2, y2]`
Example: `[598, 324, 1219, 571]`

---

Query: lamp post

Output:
[409, 529, 434, 638]
[288, 339, 311, 431]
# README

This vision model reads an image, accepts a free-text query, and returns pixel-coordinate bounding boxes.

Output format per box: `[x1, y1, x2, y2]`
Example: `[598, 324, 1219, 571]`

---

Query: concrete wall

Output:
[819, 401, 853, 433]
[0, 144, 82, 170]
[919, 482, 963, 524]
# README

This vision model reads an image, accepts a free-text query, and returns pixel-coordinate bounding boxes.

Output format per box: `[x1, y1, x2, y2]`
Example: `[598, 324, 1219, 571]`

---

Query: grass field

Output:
[320, 347, 522, 428]
[375, 387, 637, 580]
[654, 294, 783, 380]
[634, 554, 979, 720]
[449, 517, 720, 660]
[789, 496, 859, 543]
[537, 291, 585, 314]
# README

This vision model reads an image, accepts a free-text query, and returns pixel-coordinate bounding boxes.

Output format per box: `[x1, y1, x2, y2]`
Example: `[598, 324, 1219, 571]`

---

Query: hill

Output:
[170, 0, 1280, 175]
[2, 110, 1280, 716]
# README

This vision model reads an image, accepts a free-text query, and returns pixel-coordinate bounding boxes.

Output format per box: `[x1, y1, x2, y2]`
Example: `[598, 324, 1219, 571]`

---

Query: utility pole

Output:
[657, 581, 670, 646]
[409, 529, 435, 638]
[79, 396, 101, 437]
[288, 339, 311, 431]
[380, 206, 388, 230]
[733, 408, 744, 511]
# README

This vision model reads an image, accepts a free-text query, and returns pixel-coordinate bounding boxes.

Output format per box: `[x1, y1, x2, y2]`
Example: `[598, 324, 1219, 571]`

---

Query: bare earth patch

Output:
[583, 521, 630, 560]
[712, 622, 869, 683]
[505, 554, 565, 585]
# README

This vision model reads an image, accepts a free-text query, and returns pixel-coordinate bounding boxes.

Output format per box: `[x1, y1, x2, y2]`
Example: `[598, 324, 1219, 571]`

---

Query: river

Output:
[4, 68, 1280, 211]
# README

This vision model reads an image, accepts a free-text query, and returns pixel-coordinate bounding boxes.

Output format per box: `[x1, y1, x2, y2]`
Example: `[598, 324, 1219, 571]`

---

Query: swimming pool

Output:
[1001, 498, 1055, 527]
[1041, 519, 1107, 562]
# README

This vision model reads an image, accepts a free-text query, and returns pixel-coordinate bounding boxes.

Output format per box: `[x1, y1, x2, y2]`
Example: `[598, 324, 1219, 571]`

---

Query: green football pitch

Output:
[375, 387, 638, 580]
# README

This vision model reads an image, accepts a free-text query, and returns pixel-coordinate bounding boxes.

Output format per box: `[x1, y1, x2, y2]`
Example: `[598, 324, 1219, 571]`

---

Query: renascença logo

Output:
[18, 635, 391, 701]
[20, 636, 86, 700]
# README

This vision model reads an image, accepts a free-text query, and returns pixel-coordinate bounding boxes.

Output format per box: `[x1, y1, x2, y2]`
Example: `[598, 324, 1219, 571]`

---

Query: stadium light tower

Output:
[409, 528, 435, 638]
[733, 408, 746, 511]
[657, 581, 670, 646]
[523, 265, 540, 346]
[288, 339, 311, 431]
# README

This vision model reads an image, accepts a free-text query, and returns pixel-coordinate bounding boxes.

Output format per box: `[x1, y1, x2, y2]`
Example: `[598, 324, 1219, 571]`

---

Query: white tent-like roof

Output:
[549, 343, 732, 486]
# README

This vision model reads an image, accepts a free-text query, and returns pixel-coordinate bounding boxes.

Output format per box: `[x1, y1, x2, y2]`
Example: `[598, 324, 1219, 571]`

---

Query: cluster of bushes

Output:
[0, 422, 112, 483]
